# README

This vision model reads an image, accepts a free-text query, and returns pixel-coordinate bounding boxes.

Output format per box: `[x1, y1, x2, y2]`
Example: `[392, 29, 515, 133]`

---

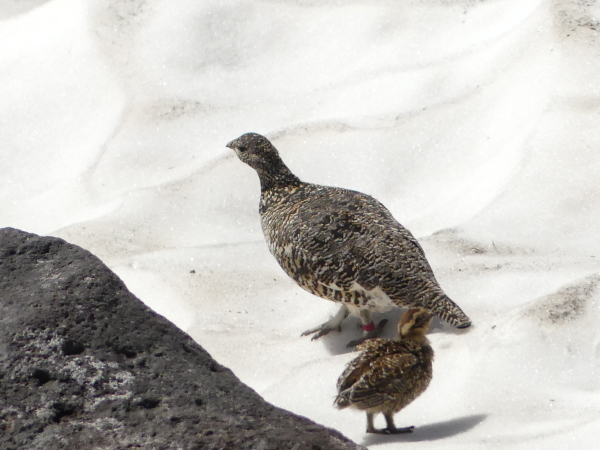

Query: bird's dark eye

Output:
[237, 145, 248, 152]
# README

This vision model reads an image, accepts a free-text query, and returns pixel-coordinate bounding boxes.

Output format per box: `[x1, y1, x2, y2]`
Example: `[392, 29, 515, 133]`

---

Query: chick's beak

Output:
[226, 139, 236, 150]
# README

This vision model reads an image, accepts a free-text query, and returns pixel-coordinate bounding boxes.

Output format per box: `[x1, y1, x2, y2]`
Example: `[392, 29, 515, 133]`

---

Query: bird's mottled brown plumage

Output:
[226, 132, 471, 344]
[335, 308, 434, 434]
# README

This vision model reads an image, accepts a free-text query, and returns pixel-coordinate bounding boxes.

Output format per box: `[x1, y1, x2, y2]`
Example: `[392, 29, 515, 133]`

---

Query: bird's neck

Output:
[257, 159, 302, 192]
[401, 332, 430, 346]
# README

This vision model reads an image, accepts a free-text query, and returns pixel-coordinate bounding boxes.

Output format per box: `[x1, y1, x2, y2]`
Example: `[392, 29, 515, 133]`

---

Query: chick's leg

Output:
[366, 412, 377, 434]
[383, 412, 414, 434]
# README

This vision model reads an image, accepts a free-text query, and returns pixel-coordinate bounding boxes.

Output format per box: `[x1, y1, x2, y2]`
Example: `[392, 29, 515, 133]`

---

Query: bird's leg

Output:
[366, 412, 377, 434]
[366, 412, 414, 434]
[382, 413, 414, 434]
[346, 309, 388, 348]
[301, 305, 349, 340]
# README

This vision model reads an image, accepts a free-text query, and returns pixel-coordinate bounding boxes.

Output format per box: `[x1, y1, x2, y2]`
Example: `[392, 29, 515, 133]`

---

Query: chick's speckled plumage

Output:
[227, 133, 471, 342]
[335, 308, 434, 434]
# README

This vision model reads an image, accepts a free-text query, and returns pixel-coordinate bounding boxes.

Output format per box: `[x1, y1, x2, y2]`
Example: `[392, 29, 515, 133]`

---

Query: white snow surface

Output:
[2, 0, 600, 448]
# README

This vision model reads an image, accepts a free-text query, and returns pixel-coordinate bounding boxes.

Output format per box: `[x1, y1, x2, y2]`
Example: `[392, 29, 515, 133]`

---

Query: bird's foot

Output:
[301, 324, 341, 340]
[301, 306, 349, 340]
[346, 319, 388, 348]
[367, 425, 414, 435]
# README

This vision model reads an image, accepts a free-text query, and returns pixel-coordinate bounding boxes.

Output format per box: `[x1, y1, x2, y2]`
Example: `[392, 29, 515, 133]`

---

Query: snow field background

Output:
[1, 0, 600, 448]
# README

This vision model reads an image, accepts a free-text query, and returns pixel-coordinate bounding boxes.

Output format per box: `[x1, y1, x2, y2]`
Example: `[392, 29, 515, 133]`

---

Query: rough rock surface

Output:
[0, 228, 364, 450]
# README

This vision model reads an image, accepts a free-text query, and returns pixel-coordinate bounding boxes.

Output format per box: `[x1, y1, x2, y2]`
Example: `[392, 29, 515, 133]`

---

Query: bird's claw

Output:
[310, 329, 330, 340]
[301, 326, 337, 340]
[301, 318, 344, 340]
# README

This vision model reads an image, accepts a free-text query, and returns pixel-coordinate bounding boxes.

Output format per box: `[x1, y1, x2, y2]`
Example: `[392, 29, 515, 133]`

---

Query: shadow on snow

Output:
[361, 413, 488, 446]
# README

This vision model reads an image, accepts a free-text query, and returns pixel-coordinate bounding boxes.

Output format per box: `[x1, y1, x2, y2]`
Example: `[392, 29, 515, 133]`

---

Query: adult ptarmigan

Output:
[227, 132, 471, 346]
[335, 308, 434, 434]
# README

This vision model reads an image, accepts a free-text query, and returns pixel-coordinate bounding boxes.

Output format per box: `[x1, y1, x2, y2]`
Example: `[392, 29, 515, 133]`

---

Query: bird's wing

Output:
[336, 339, 394, 391]
[340, 352, 419, 410]
[290, 193, 421, 284]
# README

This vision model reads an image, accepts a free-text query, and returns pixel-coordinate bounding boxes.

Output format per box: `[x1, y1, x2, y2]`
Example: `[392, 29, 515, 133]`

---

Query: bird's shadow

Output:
[361, 413, 487, 446]
[318, 308, 470, 355]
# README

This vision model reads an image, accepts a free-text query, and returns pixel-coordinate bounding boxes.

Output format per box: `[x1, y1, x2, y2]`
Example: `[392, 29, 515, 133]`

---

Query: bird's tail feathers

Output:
[422, 282, 471, 328]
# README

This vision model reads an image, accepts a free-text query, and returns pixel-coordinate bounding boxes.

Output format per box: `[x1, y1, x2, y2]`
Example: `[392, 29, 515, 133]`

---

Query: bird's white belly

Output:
[352, 282, 396, 312]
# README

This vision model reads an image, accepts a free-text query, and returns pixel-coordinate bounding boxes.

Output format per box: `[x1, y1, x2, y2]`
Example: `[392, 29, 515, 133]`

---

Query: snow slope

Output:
[1, 0, 599, 448]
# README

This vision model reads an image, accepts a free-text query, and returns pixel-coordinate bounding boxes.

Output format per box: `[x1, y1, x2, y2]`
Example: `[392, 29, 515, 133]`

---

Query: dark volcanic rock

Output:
[0, 228, 364, 450]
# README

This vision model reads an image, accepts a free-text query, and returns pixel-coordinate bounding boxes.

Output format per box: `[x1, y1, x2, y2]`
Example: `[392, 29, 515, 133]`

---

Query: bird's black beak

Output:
[226, 139, 236, 149]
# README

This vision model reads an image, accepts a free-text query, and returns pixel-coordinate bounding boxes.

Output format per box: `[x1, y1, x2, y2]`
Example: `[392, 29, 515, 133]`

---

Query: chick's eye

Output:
[237, 145, 248, 152]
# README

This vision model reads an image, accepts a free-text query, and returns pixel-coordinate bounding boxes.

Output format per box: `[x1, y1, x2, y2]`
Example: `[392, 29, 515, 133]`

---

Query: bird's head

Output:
[226, 132, 281, 172]
[227, 132, 301, 191]
[397, 308, 432, 341]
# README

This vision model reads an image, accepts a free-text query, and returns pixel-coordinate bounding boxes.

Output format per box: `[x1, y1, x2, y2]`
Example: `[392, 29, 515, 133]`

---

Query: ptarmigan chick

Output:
[227, 132, 471, 346]
[335, 308, 434, 434]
